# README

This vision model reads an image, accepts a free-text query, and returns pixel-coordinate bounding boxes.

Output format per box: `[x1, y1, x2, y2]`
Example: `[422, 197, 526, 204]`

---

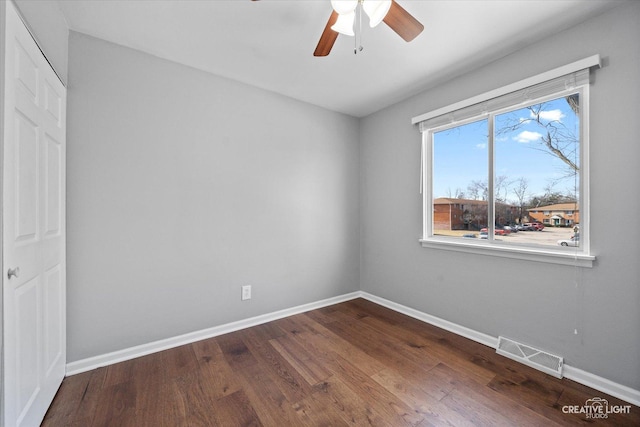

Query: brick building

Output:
[528, 202, 580, 227]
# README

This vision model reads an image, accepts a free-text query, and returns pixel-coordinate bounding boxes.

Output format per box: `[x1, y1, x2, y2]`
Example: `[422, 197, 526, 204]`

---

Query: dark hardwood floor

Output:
[43, 298, 639, 426]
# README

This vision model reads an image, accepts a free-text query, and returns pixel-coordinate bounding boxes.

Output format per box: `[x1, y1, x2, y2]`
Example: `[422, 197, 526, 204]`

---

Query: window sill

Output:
[419, 238, 595, 268]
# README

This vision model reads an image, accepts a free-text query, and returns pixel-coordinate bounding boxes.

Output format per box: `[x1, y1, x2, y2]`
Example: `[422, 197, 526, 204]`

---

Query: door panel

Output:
[14, 40, 39, 103]
[43, 266, 63, 376]
[3, 1, 67, 426]
[15, 276, 41, 422]
[45, 134, 61, 237]
[44, 79, 62, 125]
[14, 111, 39, 242]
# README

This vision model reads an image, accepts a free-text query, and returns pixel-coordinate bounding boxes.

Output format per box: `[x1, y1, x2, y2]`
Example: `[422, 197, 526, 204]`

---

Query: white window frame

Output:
[413, 56, 600, 267]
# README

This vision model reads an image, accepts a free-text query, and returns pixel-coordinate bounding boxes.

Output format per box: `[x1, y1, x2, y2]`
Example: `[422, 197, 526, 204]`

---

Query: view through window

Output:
[431, 91, 581, 249]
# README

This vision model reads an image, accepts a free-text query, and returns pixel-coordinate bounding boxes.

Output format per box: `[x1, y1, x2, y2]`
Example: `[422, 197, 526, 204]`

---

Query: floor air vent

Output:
[496, 336, 564, 379]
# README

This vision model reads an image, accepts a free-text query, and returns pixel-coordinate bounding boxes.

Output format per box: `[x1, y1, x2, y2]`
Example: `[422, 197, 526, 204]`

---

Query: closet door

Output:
[2, 2, 67, 426]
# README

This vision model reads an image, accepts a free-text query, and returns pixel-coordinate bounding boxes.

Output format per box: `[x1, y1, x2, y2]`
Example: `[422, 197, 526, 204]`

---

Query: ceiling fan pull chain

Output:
[355, 1, 364, 54]
[354, 3, 358, 54]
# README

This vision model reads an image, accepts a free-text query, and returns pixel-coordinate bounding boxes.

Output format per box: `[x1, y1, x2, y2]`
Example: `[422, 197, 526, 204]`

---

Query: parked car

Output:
[557, 235, 580, 247]
[523, 222, 544, 231]
[480, 227, 510, 236]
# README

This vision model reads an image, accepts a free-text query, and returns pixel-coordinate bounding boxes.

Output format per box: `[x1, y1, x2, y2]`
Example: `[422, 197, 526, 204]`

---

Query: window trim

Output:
[414, 58, 599, 268]
[412, 55, 600, 125]
[419, 237, 595, 268]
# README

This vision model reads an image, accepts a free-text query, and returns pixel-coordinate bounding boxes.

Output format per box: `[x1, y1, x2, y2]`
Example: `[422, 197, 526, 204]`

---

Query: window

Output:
[413, 57, 599, 266]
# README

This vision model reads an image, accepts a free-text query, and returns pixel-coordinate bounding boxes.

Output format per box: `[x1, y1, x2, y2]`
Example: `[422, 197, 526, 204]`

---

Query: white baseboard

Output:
[66, 290, 639, 407]
[66, 291, 362, 376]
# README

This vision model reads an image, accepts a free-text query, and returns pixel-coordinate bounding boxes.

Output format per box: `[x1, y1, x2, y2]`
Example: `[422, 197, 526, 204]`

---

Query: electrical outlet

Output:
[241, 285, 251, 301]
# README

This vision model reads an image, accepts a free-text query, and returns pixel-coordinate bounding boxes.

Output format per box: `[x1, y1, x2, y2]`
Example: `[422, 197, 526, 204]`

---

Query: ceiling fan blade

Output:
[383, 0, 424, 42]
[314, 11, 339, 57]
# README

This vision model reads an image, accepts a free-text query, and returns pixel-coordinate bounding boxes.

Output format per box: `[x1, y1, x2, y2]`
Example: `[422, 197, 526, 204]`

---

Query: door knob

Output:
[7, 267, 20, 279]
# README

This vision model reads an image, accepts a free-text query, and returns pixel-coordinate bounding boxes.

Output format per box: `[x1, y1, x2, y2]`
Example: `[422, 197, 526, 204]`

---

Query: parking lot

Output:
[495, 227, 576, 246]
[436, 227, 578, 246]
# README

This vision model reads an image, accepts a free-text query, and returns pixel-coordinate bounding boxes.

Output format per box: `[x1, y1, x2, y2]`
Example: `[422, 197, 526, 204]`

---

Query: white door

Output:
[2, 2, 67, 426]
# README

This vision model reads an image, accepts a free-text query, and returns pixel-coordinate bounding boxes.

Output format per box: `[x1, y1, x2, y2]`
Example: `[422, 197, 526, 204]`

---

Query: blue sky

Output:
[432, 96, 580, 203]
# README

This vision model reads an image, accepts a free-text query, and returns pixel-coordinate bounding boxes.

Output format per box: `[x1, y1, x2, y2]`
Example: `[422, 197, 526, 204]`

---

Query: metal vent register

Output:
[496, 336, 564, 378]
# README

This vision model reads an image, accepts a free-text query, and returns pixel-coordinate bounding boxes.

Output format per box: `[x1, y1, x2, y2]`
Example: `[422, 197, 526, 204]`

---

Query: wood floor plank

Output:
[159, 344, 200, 379]
[358, 314, 498, 386]
[192, 338, 243, 399]
[43, 367, 108, 426]
[291, 390, 351, 427]
[217, 332, 260, 371]
[133, 374, 190, 427]
[371, 368, 472, 427]
[487, 373, 588, 426]
[43, 298, 640, 426]
[89, 381, 138, 426]
[275, 313, 388, 377]
[432, 363, 563, 427]
[212, 389, 263, 427]
[237, 327, 314, 404]
[269, 335, 332, 386]
[341, 298, 407, 326]
[40, 370, 94, 426]
[440, 387, 521, 426]
[322, 314, 446, 384]
[321, 352, 426, 426]
[278, 319, 424, 426]
[315, 376, 392, 426]
[298, 307, 338, 326]
[234, 360, 302, 426]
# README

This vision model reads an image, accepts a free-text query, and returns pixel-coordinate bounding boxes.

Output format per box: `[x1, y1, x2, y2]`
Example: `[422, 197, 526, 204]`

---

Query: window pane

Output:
[432, 119, 488, 238]
[494, 94, 580, 248]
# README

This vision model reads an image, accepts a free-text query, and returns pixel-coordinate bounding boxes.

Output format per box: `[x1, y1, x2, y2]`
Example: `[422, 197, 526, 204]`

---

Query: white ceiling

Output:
[56, 0, 623, 117]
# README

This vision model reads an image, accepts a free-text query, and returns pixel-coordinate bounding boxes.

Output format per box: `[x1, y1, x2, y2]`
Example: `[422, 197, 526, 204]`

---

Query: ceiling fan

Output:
[314, 0, 424, 56]
[252, 0, 424, 57]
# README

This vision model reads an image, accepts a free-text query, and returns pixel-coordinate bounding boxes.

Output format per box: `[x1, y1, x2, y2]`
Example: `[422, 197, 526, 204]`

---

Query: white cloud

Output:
[476, 143, 487, 149]
[532, 109, 565, 122]
[514, 130, 542, 143]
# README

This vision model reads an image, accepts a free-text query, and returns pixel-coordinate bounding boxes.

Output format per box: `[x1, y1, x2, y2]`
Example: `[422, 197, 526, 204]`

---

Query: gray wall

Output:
[13, 0, 69, 84]
[360, 2, 640, 390]
[66, 32, 360, 361]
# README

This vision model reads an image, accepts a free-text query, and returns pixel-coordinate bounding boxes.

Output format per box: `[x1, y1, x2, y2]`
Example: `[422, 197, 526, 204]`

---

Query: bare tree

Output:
[528, 181, 576, 208]
[511, 177, 528, 223]
[496, 98, 580, 177]
[466, 178, 508, 202]
[495, 175, 509, 203]
[528, 103, 579, 173]
[467, 180, 488, 200]
[445, 187, 465, 199]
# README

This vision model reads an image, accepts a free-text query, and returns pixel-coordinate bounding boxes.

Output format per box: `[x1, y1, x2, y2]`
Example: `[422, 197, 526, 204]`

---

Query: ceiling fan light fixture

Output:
[362, 0, 392, 27]
[331, 11, 356, 36]
[314, 0, 423, 56]
[330, 0, 358, 15]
